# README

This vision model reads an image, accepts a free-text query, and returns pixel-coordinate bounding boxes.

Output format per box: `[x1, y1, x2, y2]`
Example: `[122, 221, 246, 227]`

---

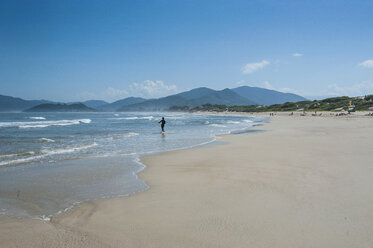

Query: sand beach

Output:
[1, 113, 373, 247]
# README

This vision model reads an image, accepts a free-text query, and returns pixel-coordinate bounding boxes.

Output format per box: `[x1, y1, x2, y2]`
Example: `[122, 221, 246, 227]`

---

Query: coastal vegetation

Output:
[169, 95, 373, 113]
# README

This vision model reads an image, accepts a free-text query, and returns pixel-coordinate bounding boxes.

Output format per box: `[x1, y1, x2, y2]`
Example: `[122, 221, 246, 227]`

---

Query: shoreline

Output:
[0, 113, 262, 221]
[1, 114, 373, 247]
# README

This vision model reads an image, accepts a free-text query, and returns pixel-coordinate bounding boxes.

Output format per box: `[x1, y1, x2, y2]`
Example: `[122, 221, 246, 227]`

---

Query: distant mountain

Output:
[24, 103, 97, 112]
[176, 87, 217, 100]
[118, 95, 189, 111]
[0, 95, 52, 112]
[232, 86, 307, 106]
[82, 100, 108, 108]
[67, 100, 109, 108]
[1, 85, 308, 112]
[186, 88, 256, 106]
[118, 88, 256, 111]
[98, 97, 146, 111]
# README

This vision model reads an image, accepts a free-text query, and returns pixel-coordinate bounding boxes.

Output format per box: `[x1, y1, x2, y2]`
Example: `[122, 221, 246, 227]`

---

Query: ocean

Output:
[0, 112, 266, 220]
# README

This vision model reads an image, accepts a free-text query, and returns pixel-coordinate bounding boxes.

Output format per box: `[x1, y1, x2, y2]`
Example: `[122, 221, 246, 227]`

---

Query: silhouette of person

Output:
[158, 117, 166, 132]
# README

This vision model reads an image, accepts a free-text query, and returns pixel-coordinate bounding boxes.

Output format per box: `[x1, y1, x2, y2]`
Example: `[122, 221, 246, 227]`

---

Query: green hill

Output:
[98, 97, 147, 111]
[118, 88, 256, 111]
[82, 100, 109, 108]
[0, 95, 53, 112]
[232, 86, 307, 105]
[118, 95, 190, 111]
[172, 95, 373, 113]
[24, 103, 97, 112]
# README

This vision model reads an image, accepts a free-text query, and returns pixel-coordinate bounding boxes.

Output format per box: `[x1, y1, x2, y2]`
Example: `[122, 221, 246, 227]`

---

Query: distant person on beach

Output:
[158, 117, 166, 132]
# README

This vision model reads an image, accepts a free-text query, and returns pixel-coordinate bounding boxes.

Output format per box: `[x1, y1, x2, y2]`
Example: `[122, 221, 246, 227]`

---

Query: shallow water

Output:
[0, 112, 266, 220]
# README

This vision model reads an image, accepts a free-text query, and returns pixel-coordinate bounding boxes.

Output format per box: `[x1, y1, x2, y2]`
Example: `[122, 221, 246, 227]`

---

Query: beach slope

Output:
[1, 115, 373, 247]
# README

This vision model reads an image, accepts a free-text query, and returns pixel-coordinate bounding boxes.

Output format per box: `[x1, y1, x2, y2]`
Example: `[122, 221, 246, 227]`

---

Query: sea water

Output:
[0, 112, 266, 220]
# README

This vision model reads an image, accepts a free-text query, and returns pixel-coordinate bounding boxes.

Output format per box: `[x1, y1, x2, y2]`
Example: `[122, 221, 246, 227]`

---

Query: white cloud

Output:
[293, 53, 303, 57]
[128, 80, 178, 98]
[235, 80, 246, 86]
[358, 60, 373, 68]
[242, 60, 270, 74]
[236, 80, 303, 95]
[76, 80, 178, 102]
[262, 81, 301, 95]
[104, 80, 178, 100]
[327, 81, 373, 96]
[105, 87, 129, 98]
[262, 81, 275, 90]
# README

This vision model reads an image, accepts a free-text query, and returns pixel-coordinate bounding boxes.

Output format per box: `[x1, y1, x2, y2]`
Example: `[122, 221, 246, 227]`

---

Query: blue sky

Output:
[1, 0, 373, 102]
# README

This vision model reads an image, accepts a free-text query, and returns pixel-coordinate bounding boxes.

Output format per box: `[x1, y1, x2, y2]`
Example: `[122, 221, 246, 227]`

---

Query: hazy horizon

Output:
[0, 85, 366, 104]
[1, 1, 373, 102]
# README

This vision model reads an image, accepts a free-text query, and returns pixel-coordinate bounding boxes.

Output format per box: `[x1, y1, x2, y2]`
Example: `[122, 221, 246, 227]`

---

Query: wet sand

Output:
[1, 114, 373, 247]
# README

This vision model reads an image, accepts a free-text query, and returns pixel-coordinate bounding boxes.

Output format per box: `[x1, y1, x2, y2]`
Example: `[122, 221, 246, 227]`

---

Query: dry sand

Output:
[1, 114, 373, 247]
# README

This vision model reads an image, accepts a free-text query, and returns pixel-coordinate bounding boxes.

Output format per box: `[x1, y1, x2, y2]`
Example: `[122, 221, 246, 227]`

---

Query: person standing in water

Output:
[158, 117, 166, 132]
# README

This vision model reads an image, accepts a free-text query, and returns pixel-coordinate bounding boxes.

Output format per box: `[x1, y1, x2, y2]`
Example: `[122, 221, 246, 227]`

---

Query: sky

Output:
[1, 0, 373, 102]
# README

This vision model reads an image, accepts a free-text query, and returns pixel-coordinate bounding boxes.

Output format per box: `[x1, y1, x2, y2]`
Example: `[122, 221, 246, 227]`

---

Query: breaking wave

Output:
[209, 124, 227, 128]
[29, 117, 46, 120]
[121, 116, 154, 120]
[0, 119, 91, 129]
[0, 143, 97, 167]
[37, 138, 55, 143]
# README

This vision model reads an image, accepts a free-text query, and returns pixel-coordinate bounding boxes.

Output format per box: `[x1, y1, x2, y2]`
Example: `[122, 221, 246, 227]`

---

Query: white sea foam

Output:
[123, 132, 139, 137]
[209, 124, 227, 128]
[0, 154, 44, 167]
[0, 151, 35, 159]
[243, 119, 253, 123]
[119, 116, 154, 120]
[40, 215, 51, 221]
[79, 119, 91, 124]
[0, 143, 97, 167]
[108, 132, 139, 140]
[38, 138, 55, 143]
[0, 154, 17, 159]
[0, 154, 15, 159]
[0, 112, 267, 221]
[108, 117, 131, 120]
[140, 116, 153, 120]
[40, 143, 98, 156]
[0, 119, 91, 128]
[164, 116, 185, 120]
[226, 120, 241, 124]
[21, 124, 51, 128]
[29, 117, 46, 120]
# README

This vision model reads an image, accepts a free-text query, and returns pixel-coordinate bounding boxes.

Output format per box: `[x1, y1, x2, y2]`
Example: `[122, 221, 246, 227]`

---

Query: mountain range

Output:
[0, 86, 307, 112]
[118, 88, 256, 111]
[24, 103, 96, 112]
[0, 95, 52, 112]
[98, 97, 146, 111]
[232, 86, 306, 106]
